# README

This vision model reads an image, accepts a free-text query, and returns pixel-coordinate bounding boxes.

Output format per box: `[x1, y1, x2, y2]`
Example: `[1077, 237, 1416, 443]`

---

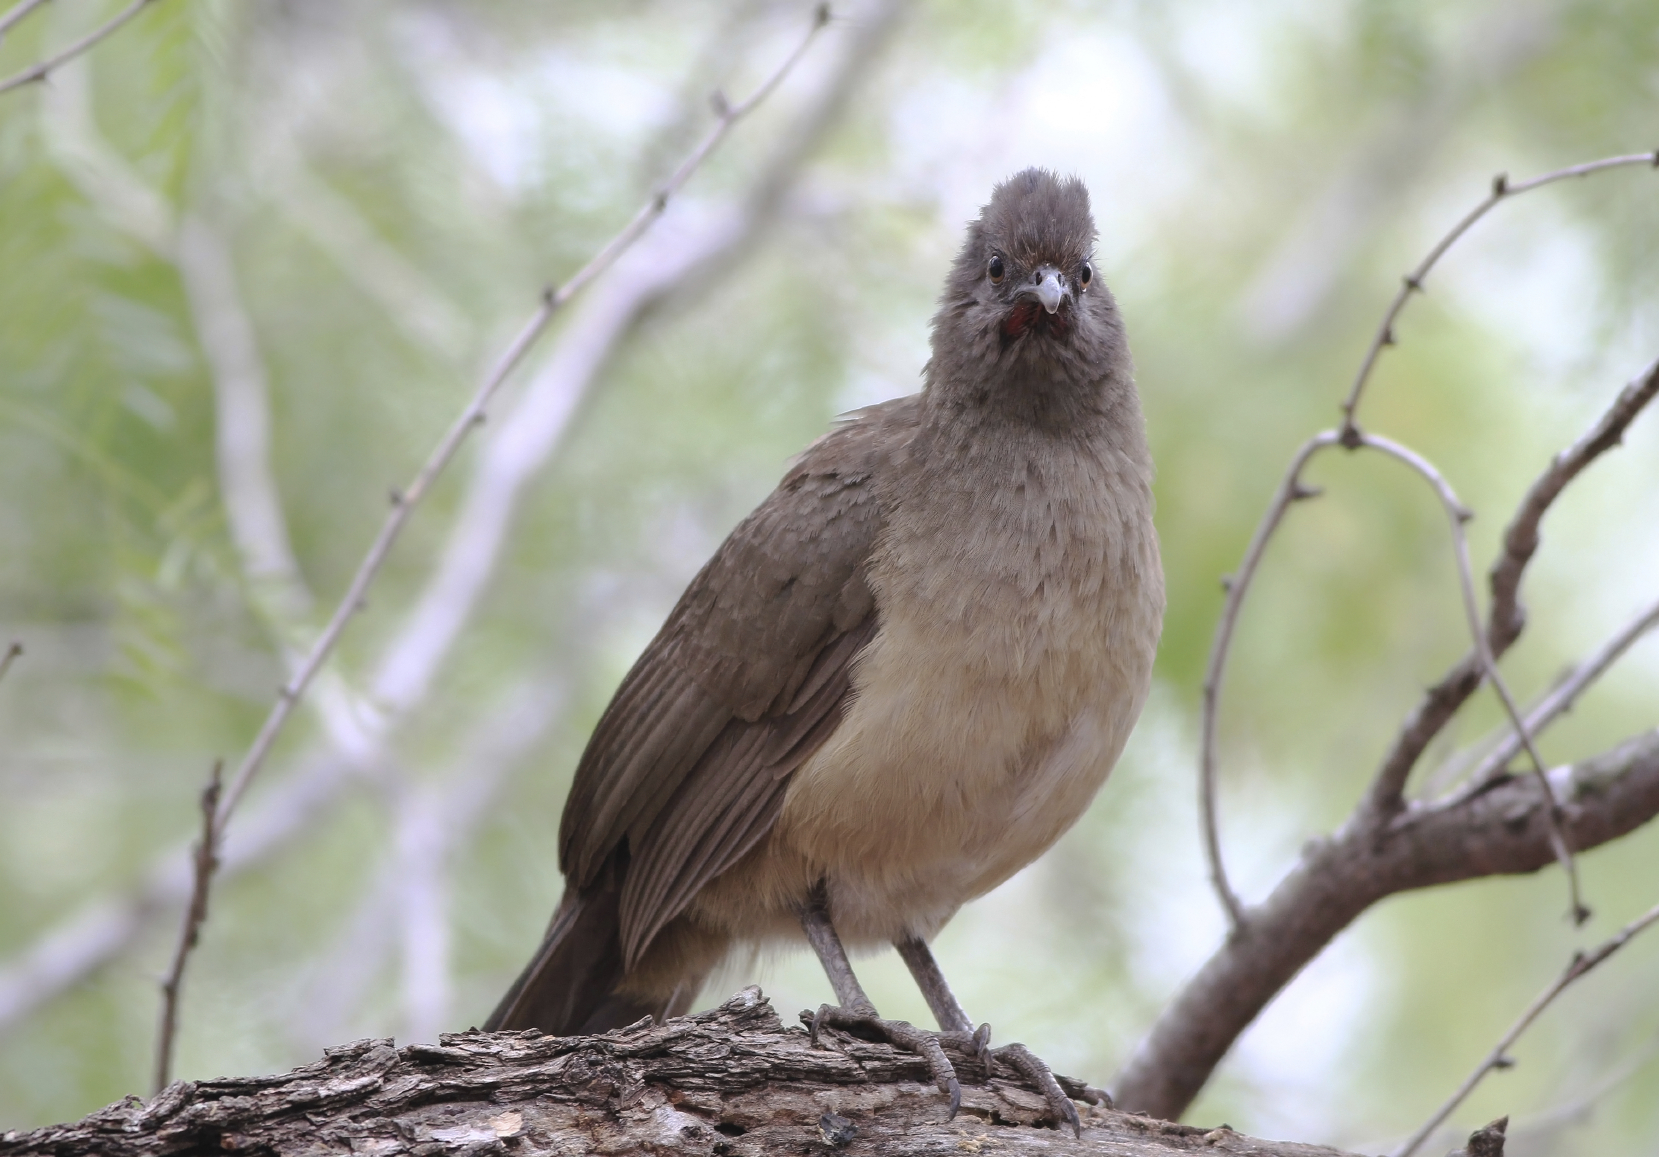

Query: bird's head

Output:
[926, 169, 1130, 423]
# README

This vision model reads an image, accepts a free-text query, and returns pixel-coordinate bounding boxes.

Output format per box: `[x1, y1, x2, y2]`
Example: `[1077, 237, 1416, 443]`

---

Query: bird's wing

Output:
[559, 396, 919, 969]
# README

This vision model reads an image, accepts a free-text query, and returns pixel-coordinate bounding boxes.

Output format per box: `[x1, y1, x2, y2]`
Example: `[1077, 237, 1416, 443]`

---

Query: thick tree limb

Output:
[1114, 729, 1659, 1120]
[0, 990, 1357, 1157]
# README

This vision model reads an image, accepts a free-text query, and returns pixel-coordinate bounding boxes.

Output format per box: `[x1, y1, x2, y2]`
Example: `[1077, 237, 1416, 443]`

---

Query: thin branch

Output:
[1392, 897, 1659, 1157]
[1199, 431, 1340, 931]
[213, 5, 831, 828]
[1454, 592, 1659, 796]
[1340, 152, 1659, 429]
[0, 1, 895, 1034]
[1354, 430, 1586, 923]
[152, 760, 223, 1094]
[0, 0, 162, 95]
[0, 0, 51, 45]
[1366, 354, 1659, 816]
[0, 641, 21, 687]
[1486, 354, 1659, 650]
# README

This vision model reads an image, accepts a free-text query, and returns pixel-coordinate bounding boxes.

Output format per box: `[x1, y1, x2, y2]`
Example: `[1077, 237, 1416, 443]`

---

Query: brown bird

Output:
[485, 168, 1164, 1131]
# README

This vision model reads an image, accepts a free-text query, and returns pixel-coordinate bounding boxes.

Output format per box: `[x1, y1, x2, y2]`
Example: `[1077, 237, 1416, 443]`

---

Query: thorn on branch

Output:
[388, 488, 404, 507]
[1452, 1118, 1508, 1157]
[1491, 172, 1509, 197]
[1651, 148, 1658, 168]
[1403, 274, 1424, 293]
[153, 758, 225, 1094]
[1290, 483, 1323, 502]
[1338, 423, 1363, 450]
[1491, 1054, 1515, 1070]
[1381, 326, 1396, 346]
[541, 284, 557, 307]
[0, 641, 22, 686]
[709, 89, 730, 119]
[653, 190, 669, 213]
[814, 2, 833, 28]
[1219, 575, 1233, 593]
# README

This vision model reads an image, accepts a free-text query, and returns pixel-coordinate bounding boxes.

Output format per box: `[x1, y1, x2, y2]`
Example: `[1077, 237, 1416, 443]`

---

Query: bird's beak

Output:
[1021, 265, 1069, 315]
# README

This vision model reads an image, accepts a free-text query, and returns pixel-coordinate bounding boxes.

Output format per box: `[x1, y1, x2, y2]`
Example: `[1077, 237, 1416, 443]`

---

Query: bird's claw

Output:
[807, 1005, 963, 1118]
[991, 1041, 1083, 1137]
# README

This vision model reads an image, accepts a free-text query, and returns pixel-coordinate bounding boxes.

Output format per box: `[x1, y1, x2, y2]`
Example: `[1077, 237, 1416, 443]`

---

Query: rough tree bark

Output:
[2, 989, 1364, 1157]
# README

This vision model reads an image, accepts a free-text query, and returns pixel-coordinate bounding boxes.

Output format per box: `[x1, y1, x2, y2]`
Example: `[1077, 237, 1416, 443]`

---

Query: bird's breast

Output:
[772, 435, 1163, 944]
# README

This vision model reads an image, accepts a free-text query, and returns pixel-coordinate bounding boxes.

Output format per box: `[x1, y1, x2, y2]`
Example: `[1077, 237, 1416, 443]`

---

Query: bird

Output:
[485, 168, 1164, 1133]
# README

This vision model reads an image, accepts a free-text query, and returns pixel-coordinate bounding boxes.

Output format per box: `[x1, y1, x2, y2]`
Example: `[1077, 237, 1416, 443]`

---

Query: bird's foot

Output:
[806, 1005, 989, 1118]
[988, 1041, 1084, 1137]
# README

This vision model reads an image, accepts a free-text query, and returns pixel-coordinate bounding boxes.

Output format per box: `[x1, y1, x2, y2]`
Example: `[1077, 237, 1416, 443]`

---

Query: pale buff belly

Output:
[685, 552, 1158, 950]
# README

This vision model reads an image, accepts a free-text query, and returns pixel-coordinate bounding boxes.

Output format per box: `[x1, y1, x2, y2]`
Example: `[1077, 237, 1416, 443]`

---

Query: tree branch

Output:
[1200, 432, 1339, 929]
[0, 0, 50, 46]
[1392, 896, 1659, 1157]
[1364, 354, 1659, 818]
[1340, 153, 1659, 429]
[0, 0, 162, 96]
[152, 761, 222, 1095]
[1113, 728, 1659, 1120]
[0, 0, 901, 1037]
[0, 990, 1362, 1157]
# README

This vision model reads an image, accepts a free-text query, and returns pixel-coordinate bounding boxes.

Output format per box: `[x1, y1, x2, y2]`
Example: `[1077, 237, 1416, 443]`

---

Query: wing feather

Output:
[555, 397, 919, 966]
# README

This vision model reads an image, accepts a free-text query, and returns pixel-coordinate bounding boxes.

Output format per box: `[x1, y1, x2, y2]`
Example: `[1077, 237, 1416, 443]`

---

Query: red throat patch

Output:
[1000, 301, 1068, 343]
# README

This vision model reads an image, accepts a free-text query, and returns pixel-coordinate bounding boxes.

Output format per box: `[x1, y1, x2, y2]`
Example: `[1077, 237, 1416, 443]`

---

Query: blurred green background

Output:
[2, 0, 1657, 1151]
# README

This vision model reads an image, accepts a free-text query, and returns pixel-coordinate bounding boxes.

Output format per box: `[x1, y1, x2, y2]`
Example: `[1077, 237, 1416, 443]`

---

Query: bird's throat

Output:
[999, 301, 1069, 346]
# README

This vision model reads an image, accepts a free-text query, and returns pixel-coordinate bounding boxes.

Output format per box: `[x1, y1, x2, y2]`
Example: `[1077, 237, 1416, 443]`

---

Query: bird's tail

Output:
[483, 854, 661, 1035]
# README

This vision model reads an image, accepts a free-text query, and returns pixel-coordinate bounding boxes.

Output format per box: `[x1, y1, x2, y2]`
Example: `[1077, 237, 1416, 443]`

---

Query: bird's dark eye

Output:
[1080, 261, 1092, 288]
[987, 254, 1005, 283]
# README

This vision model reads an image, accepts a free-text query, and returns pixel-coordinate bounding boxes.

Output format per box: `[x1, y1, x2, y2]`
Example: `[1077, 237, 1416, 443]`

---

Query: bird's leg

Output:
[894, 935, 990, 1066]
[895, 934, 1084, 1137]
[796, 884, 964, 1117]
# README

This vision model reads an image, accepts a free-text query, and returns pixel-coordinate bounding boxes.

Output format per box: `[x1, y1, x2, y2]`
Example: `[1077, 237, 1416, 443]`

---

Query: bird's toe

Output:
[991, 1041, 1084, 1137]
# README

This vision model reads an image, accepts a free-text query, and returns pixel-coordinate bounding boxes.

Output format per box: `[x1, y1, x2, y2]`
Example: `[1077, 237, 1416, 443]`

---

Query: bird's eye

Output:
[1080, 262, 1092, 289]
[987, 254, 1005, 283]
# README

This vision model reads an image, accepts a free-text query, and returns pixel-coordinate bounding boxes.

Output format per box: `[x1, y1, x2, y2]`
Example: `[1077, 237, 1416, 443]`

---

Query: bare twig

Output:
[1392, 898, 1659, 1157]
[0, 0, 51, 45]
[1354, 430, 1586, 922]
[0, 0, 162, 95]
[152, 760, 223, 1094]
[1341, 153, 1659, 429]
[1367, 354, 1659, 816]
[1199, 432, 1339, 930]
[1453, 592, 1659, 796]
[0, 1, 898, 1035]
[213, 5, 832, 828]
[0, 641, 21, 686]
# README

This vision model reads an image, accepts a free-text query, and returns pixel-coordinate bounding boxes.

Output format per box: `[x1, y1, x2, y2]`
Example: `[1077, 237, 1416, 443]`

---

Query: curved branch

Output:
[1354, 432, 1583, 921]
[1340, 153, 1659, 428]
[212, 2, 835, 827]
[1199, 432, 1340, 930]
[1364, 354, 1659, 817]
